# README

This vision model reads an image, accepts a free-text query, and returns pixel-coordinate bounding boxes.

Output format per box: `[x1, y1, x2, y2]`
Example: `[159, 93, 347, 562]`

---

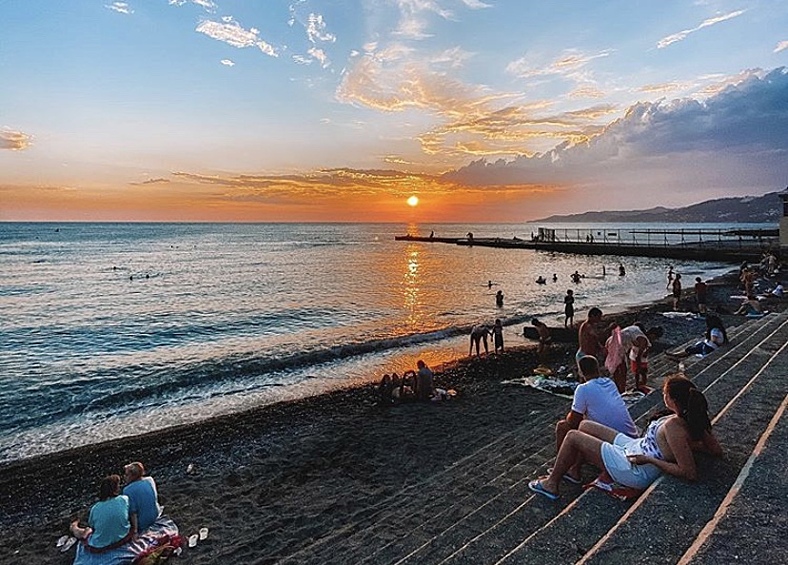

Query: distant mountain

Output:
[535, 191, 783, 223]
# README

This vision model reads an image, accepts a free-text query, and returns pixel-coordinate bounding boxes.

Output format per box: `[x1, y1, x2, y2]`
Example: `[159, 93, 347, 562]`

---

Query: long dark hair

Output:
[664, 375, 712, 440]
[704, 314, 727, 344]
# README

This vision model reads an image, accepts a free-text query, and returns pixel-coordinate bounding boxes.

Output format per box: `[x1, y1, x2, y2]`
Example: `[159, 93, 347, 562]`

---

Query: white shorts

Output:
[600, 434, 662, 490]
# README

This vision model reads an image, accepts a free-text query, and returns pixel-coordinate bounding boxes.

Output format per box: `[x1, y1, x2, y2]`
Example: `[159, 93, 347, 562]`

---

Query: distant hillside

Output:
[536, 191, 783, 223]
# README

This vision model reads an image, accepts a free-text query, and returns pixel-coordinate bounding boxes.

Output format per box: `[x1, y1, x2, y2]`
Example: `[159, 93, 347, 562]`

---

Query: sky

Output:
[1, 0, 787, 223]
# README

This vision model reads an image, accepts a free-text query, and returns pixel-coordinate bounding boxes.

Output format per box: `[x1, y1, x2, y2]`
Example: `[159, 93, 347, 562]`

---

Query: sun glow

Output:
[407, 195, 419, 207]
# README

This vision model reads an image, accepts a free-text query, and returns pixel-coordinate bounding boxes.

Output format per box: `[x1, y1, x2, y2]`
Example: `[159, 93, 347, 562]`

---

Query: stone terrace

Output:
[280, 311, 788, 565]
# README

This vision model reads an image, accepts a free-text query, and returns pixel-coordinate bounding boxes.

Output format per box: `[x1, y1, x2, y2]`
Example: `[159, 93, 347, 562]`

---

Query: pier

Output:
[396, 227, 779, 263]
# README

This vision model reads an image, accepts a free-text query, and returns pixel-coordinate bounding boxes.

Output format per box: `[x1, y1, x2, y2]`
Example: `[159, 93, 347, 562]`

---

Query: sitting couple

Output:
[532, 356, 722, 500]
[69, 461, 176, 564]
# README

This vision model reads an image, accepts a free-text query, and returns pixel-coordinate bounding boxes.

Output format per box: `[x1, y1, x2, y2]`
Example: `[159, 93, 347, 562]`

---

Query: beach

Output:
[1, 270, 774, 564]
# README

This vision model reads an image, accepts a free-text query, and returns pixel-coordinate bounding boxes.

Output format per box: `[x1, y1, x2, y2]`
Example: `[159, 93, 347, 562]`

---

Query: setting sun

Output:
[407, 195, 419, 207]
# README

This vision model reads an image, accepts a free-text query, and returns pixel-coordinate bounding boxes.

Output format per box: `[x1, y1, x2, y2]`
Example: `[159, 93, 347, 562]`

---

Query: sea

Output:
[0, 222, 767, 464]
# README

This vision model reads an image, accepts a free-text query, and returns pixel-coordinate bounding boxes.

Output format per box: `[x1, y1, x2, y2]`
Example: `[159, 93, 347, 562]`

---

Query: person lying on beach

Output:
[667, 314, 727, 359]
[123, 462, 163, 537]
[70, 475, 133, 553]
[530, 375, 722, 500]
[469, 324, 490, 357]
[555, 356, 638, 470]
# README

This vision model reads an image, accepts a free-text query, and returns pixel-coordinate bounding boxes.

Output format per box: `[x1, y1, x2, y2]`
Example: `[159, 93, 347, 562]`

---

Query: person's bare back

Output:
[578, 308, 603, 357]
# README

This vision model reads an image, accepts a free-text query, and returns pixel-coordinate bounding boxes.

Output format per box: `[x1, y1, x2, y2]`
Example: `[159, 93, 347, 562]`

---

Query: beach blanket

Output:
[660, 311, 700, 319]
[72, 517, 180, 565]
[504, 376, 648, 407]
[502, 376, 577, 399]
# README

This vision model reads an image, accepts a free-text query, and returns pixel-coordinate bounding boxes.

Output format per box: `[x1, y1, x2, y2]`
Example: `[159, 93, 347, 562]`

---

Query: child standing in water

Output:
[495, 290, 504, 307]
[563, 289, 575, 328]
[492, 319, 504, 353]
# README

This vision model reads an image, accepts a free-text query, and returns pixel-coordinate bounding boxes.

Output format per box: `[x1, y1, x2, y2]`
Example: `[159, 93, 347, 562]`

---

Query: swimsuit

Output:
[600, 416, 669, 489]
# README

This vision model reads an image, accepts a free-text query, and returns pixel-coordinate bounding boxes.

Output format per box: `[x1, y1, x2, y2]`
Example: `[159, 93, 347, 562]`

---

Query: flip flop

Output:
[547, 468, 582, 484]
[528, 479, 559, 500]
[60, 537, 77, 553]
[585, 477, 614, 492]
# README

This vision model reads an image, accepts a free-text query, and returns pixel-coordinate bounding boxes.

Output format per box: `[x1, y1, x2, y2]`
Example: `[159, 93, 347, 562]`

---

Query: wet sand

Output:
[0, 270, 774, 564]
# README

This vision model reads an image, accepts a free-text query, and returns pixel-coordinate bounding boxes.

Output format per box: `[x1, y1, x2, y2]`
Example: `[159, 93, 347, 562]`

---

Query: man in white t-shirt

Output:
[556, 356, 638, 456]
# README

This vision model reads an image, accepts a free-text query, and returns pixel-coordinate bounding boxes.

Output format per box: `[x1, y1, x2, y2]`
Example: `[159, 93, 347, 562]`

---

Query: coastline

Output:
[0, 268, 774, 564]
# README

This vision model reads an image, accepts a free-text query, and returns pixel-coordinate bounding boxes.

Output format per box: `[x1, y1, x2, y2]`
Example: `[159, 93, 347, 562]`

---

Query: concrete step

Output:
[387, 315, 788, 565]
[575, 314, 788, 565]
[487, 311, 788, 565]
[681, 396, 787, 565]
[278, 401, 567, 565]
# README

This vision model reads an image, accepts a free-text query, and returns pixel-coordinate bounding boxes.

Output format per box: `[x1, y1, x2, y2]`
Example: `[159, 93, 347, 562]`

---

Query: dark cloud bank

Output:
[445, 67, 788, 196]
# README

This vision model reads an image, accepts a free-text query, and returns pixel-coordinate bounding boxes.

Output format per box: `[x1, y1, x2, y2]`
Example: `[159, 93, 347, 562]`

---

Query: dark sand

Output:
[0, 270, 777, 564]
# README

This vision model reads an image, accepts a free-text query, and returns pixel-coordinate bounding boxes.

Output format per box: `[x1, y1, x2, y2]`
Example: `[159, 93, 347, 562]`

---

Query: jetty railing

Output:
[535, 227, 778, 249]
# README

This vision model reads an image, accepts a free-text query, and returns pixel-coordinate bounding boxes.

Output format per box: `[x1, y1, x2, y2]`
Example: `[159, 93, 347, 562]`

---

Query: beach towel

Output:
[604, 326, 623, 375]
[72, 517, 180, 565]
[502, 376, 577, 399]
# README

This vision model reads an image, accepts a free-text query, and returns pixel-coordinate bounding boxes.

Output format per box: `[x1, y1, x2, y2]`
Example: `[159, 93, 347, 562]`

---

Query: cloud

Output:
[306, 13, 336, 44]
[169, 168, 468, 203]
[220, 59, 235, 66]
[445, 68, 788, 200]
[1, 129, 32, 151]
[506, 49, 614, 79]
[169, 0, 216, 11]
[458, 0, 492, 8]
[196, 18, 278, 57]
[775, 41, 788, 53]
[657, 10, 746, 49]
[105, 2, 133, 15]
[130, 178, 171, 186]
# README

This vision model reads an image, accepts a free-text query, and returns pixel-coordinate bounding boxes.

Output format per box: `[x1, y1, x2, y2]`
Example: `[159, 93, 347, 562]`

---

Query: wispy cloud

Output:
[506, 49, 614, 79]
[196, 18, 278, 57]
[775, 40, 788, 53]
[169, 0, 216, 11]
[105, 2, 133, 15]
[220, 59, 235, 66]
[1, 129, 32, 151]
[657, 10, 746, 49]
[130, 178, 171, 185]
[459, 0, 492, 8]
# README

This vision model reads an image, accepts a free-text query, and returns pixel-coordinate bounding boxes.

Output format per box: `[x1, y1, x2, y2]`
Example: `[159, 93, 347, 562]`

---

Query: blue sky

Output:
[1, 0, 787, 222]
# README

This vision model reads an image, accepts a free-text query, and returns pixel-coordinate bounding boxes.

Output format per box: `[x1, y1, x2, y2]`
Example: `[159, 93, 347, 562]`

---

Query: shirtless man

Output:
[576, 307, 604, 378]
[531, 318, 551, 364]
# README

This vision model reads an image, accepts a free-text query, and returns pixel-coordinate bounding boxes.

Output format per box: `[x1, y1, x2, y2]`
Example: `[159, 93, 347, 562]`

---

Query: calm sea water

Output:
[0, 222, 755, 463]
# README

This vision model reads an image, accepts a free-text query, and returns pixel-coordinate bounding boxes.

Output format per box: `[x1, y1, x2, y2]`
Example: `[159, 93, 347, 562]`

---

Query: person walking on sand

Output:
[492, 319, 504, 353]
[576, 308, 605, 374]
[469, 324, 490, 357]
[415, 360, 435, 401]
[666, 265, 674, 290]
[555, 356, 638, 461]
[694, 277, 708, 315]
[672, 273, 682, 311]
[563, 289, 575, 328]
[495, 289, 504, 308]
[123, 461, 162, 536]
